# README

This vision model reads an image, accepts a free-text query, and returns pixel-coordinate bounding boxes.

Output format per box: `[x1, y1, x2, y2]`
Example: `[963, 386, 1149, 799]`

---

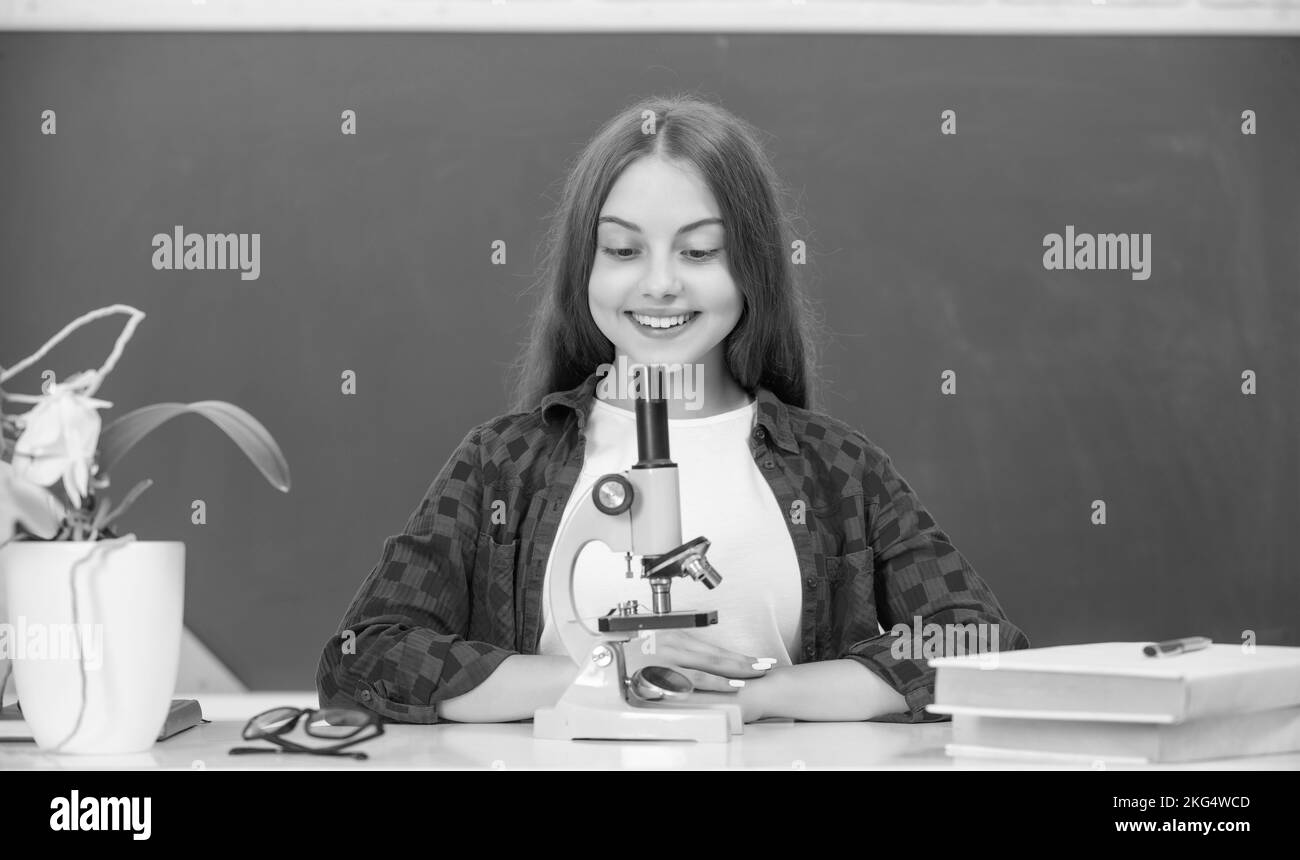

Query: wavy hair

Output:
[508, 93, 825, 412]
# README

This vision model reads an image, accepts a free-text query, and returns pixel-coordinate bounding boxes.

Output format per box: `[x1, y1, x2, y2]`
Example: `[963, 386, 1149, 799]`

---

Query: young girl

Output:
[317, 94, 1028, 725]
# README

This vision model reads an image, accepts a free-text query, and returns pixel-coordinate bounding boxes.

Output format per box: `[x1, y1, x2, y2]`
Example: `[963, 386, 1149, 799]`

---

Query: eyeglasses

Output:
[229, 706, 383, 761]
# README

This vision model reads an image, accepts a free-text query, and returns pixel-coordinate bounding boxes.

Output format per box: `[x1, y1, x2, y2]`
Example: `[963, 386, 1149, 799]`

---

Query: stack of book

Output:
[927, 642, 1300, 765]
[0, 699, 205, 743]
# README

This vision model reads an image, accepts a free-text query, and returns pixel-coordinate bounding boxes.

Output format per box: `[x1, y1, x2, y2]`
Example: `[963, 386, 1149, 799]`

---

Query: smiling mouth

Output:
[626, 311, 699, 330]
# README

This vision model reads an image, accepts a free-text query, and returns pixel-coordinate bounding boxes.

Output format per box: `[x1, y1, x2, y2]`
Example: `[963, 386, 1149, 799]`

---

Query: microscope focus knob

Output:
[592, 474, 634, 515]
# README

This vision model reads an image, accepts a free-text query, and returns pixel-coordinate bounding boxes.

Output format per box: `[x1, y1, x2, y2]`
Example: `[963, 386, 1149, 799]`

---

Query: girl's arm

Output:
[836, 447, 1032, 722]
[745, 660, 906, 721]
[686, 662, 909, 722]
[437, 631, 777, 721]
[698, 444, 1031, 725]
[687, 660, 906, 722]
[316, 426, 517, 723]
[435, 655, 580, 722]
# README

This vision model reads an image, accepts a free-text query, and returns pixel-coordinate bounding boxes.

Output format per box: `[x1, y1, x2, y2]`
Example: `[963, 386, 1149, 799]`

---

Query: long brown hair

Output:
[508, 93, 825, 413]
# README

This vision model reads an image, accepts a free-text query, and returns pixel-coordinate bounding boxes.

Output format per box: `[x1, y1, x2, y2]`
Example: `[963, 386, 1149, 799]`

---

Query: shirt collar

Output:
[539, 368, 799, 455]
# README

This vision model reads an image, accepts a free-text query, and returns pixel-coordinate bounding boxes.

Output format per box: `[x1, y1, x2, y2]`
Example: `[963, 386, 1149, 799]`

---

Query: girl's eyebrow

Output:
[597, 216, 723, 235]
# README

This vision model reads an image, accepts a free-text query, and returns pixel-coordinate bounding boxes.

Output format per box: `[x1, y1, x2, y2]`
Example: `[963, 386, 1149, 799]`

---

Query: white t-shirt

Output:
[537, 396, 803, 664]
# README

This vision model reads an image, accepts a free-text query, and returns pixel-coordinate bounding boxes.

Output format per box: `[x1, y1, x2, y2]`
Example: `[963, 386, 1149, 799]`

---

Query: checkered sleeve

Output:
[839, 445, 1031, 723]
[315, 425, 516, 723]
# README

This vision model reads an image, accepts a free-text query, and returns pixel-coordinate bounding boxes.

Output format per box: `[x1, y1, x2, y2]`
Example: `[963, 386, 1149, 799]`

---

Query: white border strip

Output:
[0, 1, 1298, 35]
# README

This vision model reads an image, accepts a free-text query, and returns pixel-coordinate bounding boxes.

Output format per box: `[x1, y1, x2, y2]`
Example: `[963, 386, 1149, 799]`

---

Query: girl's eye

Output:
[598, 247, 721, 261]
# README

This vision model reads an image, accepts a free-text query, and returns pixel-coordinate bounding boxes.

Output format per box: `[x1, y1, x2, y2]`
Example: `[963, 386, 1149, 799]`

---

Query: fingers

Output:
[682, 649, 773, 680]
[632, 630, 778, 680]
[676, 635, 776, 679]
[678, 668, 749, 693]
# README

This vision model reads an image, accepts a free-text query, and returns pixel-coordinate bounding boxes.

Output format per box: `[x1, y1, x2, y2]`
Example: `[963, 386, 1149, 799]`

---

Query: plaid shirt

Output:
[316, 370, 1030, 724]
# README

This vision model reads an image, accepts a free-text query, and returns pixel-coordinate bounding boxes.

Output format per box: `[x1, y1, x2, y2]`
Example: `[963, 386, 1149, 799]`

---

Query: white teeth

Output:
[631, 312, 693, 329]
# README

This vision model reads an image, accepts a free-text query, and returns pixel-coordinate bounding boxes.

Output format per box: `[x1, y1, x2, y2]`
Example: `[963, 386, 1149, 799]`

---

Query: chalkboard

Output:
[1, 33, 1295, 688]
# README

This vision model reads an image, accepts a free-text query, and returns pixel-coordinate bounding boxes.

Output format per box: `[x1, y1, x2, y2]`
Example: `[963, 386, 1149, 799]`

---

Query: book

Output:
[0, 698, 206, 743]
[949, 704, 1300, 763]
[943, 744, 1148, 766]
[159, 698, 205, 740]
[927, 642, 1300, 723]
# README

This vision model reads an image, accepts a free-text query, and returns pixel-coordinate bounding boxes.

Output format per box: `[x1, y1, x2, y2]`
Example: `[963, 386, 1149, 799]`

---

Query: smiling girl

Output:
[317, 94, 1029, 725]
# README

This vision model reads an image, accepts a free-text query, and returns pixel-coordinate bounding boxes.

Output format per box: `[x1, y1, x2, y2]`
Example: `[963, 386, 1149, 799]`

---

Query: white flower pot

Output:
[0, 540, 184, 754]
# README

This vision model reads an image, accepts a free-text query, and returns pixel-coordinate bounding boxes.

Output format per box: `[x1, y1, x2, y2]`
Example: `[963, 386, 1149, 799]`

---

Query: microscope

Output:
[533, 365, 742, 742]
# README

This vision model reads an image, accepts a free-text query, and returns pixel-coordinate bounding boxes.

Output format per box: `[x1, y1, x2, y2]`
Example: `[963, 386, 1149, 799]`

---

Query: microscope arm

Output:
[544, 484, 634, 664]
[544, 462, 685, 664]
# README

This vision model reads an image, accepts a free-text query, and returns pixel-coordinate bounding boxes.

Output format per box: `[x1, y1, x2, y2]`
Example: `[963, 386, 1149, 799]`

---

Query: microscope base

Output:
[534, 700, 734, 743]
[639, 697, 744, 735]
[533, 641, 740, 743]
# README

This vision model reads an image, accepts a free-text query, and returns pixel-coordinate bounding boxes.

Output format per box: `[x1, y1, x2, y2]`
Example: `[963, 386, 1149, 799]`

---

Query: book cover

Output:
[927, 642, 1300, 723]
[950, 704, 1300, 763]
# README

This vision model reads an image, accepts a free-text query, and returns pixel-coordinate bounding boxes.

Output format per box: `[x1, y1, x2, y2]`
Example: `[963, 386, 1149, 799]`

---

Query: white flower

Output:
[0, 460, 65, 541]
[10, 371, 113, 509]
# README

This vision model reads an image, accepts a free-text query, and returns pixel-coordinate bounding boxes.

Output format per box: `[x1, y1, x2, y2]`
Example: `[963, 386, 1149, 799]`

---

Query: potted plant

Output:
[0, 304, 289, 754]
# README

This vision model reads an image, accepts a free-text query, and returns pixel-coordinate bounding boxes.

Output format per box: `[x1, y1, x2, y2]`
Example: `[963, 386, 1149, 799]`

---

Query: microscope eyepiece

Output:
[633, 365, 674, 468]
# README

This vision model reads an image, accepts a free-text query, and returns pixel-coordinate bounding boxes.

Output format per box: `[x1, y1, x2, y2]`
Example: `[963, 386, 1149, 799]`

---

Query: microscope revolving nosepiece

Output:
[644, 535, 724, 590]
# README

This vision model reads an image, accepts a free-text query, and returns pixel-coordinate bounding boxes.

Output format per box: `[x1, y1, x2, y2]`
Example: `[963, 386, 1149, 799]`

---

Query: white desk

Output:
[3, 693, 1300, 770]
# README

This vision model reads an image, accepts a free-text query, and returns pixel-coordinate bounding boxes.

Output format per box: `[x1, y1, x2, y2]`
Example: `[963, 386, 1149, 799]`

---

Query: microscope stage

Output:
[598, 609, 718, 632]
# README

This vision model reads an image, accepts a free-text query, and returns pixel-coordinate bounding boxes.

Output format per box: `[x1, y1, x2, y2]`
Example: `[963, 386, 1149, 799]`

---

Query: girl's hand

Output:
[622, 629, 774, 693]
[683, 687, 770, 724]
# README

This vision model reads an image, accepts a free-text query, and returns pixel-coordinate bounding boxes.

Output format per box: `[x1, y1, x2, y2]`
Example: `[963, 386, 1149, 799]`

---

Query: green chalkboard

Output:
[1, 33, 1295, 688]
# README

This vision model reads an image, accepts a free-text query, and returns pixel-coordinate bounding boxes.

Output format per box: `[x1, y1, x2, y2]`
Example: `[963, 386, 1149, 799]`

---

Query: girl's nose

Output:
[641, 255, 682, 299]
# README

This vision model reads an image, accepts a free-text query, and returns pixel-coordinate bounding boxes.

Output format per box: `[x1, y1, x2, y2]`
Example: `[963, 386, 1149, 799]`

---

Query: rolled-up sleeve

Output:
[839, 447, 1030, 723]
[315, 426, 516, 723]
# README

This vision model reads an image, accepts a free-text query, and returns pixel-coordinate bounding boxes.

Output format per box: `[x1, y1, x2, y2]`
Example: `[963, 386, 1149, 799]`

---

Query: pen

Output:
[1143, 636, 1212, 658]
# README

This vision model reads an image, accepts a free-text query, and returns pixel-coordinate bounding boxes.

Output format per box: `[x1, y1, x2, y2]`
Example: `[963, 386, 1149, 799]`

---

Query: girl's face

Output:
[588, 156, 743, 369]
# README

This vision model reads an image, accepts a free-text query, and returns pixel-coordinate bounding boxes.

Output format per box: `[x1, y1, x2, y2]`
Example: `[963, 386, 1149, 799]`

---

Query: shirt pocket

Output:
[471, 532, 518, 650]
[825, 547, 877, 652]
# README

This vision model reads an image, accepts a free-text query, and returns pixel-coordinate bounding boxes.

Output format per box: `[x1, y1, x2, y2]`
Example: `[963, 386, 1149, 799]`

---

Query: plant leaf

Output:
[90, 495, 114, 533]
[98, 479, 152, 531]
[98, 401, 291, 492]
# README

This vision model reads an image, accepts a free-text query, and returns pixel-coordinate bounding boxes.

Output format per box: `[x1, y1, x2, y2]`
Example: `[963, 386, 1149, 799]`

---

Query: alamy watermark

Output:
[1042, 225, 1150, 281]
[151, 225, 260, 281]
[0, 617, 103, 670]
[595, 356, 703, 411]
[889, 615, 1002, 667]
[50, 790, 151, 840]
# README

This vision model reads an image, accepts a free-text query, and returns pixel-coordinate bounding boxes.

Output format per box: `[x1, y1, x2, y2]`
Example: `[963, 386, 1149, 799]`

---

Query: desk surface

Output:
[3, 693, 1300, 770]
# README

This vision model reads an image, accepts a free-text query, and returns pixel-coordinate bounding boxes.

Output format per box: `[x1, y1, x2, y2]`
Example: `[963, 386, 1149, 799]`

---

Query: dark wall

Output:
[2, 33, 1296, 688]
